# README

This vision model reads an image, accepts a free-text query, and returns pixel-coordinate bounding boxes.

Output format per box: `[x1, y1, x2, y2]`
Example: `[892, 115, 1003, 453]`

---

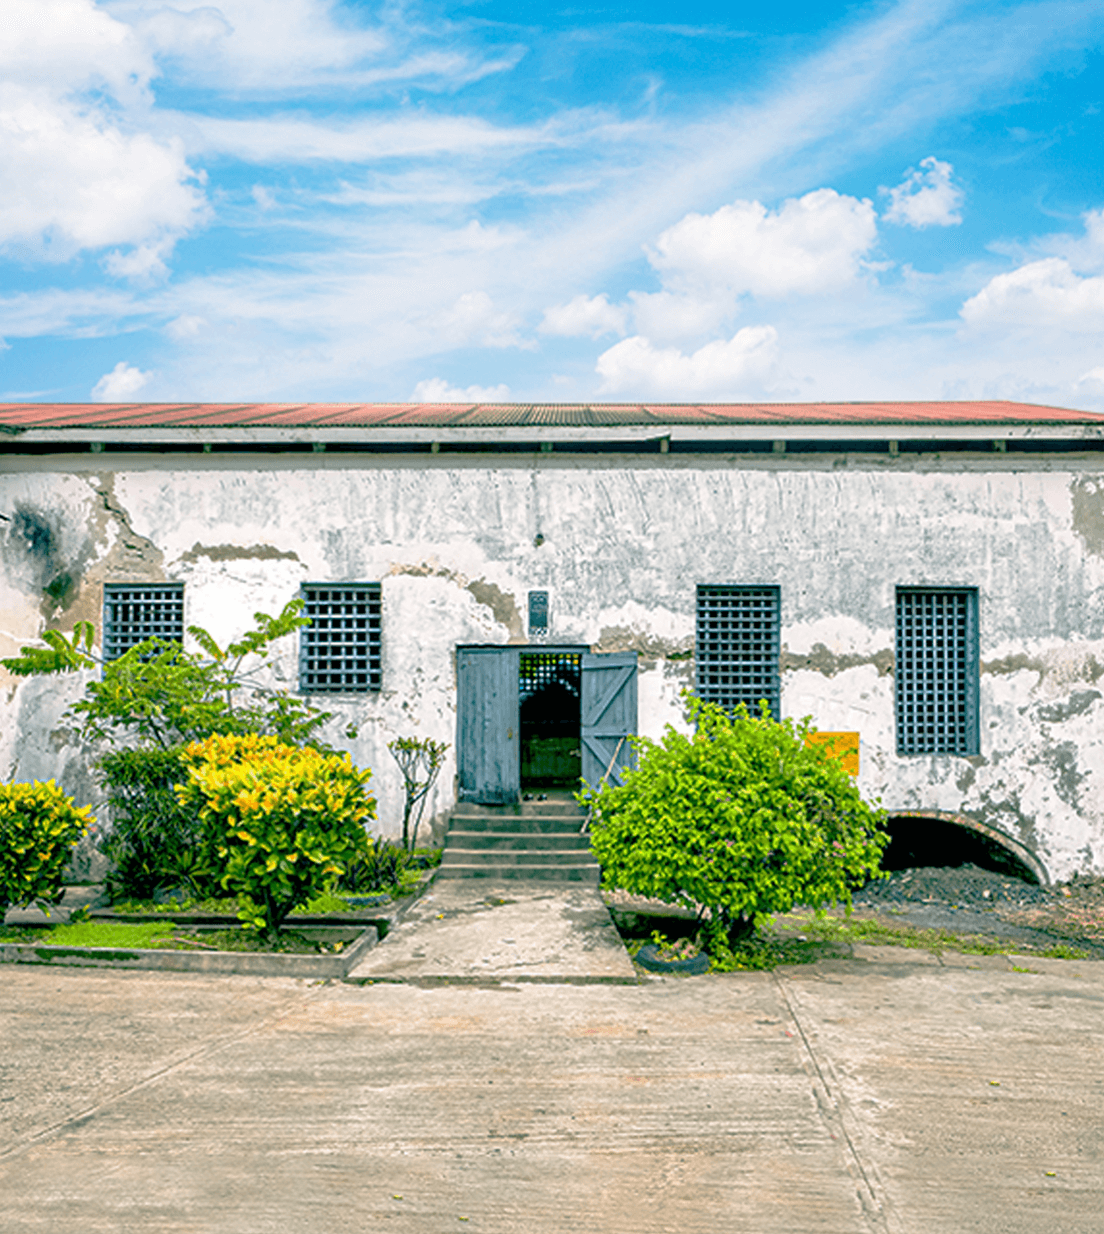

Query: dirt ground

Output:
[606, 863, 1104, 958]
[851, 863, 1104, 955]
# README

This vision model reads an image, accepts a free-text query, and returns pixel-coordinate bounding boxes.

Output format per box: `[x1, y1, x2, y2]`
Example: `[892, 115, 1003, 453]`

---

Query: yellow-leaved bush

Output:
[176, 734, 376, 935]
[0, 780, 91, 912]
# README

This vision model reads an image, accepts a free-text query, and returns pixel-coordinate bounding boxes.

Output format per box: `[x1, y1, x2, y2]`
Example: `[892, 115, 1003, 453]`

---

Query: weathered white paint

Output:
[5, 449, 1104, 880]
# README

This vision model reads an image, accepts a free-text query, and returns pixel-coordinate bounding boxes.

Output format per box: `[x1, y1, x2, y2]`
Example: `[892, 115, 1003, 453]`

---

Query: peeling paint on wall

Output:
[594, 625, 693, 669]
[780, 643, 895, 677]
[1070, 476, 1104, 555]
[180, 542, 301, 564]
[387, 560, 524, 642]
[465, 580, 524, 642]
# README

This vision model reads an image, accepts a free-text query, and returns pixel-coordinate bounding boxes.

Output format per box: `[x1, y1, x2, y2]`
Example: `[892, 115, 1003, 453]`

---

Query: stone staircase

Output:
[438, 795, 599, 883]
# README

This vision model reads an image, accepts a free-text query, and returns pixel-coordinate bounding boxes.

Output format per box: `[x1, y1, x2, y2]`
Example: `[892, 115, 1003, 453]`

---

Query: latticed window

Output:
[299, 584, 382, 693]
[696, 585, 781, 717]
[519, 651, 580, 704]
[102, 583, 184, 660]
[895, 588, 979, 755]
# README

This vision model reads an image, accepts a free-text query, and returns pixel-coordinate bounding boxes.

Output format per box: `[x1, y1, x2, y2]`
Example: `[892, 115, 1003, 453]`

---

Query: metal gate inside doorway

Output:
[520, 651, 581, 788]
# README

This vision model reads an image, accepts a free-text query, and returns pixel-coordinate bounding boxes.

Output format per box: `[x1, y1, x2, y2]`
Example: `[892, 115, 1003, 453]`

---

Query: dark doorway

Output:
[519, 652, 581, 788]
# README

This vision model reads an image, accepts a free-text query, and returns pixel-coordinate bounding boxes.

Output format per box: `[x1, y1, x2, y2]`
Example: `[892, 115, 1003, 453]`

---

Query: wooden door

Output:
[456, 647, 520, 803]
[580, 651, 638, 791]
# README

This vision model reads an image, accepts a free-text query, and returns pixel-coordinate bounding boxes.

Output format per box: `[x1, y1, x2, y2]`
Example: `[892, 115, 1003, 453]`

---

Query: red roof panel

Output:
[2, 399, 1104, 431]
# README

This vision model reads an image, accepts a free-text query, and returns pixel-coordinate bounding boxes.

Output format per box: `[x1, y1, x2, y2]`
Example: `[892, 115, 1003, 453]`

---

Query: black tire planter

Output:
[634, 943, 710, 975]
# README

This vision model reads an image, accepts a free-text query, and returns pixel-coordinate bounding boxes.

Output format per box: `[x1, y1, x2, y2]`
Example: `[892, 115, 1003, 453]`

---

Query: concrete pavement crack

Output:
[773, 971, 900, 1234]
[0, 983, 326, 1163]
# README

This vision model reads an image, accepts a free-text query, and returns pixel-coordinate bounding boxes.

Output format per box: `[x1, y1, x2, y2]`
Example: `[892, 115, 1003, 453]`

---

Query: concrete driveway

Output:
[2, 948, 1101, 1234]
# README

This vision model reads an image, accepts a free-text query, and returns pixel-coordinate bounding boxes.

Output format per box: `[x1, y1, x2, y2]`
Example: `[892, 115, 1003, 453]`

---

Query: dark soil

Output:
[852, 864, 1104, 956]
[606, 865, 1104, 960]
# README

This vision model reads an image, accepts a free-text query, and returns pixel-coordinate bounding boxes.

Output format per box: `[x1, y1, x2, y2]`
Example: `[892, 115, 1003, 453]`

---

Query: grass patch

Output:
[0, 918, 360, 954]
[778, 911, 1092, 959]
[4, 920, 179, 948]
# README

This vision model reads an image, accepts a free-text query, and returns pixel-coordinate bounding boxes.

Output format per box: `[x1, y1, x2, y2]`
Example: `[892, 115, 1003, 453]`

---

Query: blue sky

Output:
[2, 0, 1104, 407]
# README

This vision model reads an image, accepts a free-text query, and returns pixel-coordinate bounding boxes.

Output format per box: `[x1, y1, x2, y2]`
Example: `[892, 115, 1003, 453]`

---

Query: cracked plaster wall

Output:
[4, 453, 1104, 878]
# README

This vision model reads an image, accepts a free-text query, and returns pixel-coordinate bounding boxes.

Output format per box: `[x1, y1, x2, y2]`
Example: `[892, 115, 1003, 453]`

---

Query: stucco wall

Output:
[4, 449, 1104, 881]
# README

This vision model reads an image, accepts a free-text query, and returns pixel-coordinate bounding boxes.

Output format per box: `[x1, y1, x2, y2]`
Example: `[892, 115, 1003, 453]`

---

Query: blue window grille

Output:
[895, 587, 979, 755]
[102, 583, 184, 660]
[299, 584, 382, 693]
[696, 585, 781, 718]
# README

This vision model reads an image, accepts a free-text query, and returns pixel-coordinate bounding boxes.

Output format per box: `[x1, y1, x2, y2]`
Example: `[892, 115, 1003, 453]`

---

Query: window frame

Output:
[298, 582, 382, 695]
[102, 582, 185, 661]
[894, 585, 979, 756]
[695, 583, 781, 718]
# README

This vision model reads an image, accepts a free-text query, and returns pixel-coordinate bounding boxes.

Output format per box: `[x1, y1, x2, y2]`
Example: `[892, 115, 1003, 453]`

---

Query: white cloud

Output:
[0, 90, 208, 258]
[1077, 367, 1104, 391]
[539, 294, 627, 339]
[187, 113, 558, 164]
[0, 0, 207, 263]
[106, 0, 383, 86]
[625, 290, 731, 346]
[596, 325, 779, 399]
[883, 156, 964, 228]
[646, 189, 878, 299]
[411, 378, 511, 402]
[960, 258, 1104, 330]
[165, 314, 208, 340]
[2, 0, 152, 97]
[92, 361, 151, 400]
[103, 239, 175, 283]
[434, 292, 528, 350]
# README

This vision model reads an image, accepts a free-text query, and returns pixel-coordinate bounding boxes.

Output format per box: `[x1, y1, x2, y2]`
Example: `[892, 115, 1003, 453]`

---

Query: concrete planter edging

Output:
[0, 924, 378, 978]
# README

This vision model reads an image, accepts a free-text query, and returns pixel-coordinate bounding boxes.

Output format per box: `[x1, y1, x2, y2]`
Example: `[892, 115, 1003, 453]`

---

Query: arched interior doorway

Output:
[882, 810, 1047, 885]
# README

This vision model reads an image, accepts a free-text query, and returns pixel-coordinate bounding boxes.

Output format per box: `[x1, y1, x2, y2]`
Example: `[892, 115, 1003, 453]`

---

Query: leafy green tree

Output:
[2, 600, 328, 750]
[176, 734, 376, 936]
[583, 696, 887, 958]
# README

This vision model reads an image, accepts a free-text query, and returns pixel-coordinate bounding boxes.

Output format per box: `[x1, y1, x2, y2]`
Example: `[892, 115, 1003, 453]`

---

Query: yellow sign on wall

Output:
[804, 731, 860, 776]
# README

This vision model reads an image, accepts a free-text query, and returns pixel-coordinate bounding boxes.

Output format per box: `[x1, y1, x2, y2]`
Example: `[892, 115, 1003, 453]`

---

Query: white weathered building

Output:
[4, 398, 1104, 884]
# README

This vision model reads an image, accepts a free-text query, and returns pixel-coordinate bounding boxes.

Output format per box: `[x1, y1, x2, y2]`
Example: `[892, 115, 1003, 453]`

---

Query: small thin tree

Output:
[388, 736, 449, 854]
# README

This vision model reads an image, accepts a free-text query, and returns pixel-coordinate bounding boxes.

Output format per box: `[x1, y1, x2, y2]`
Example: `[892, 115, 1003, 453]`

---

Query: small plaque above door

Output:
[528, 590, 549, 634]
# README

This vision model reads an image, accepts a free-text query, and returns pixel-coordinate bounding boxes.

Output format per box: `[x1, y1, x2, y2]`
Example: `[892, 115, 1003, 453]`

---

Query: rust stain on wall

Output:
[780, 643, 894, 677]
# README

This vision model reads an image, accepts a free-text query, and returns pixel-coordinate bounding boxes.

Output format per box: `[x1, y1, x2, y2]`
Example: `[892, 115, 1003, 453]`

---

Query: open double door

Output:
[456, 646, 637, 805]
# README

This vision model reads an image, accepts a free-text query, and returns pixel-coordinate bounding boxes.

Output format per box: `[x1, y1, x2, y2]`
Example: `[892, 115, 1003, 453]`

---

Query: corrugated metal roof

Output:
[2, 399, 1104, 431]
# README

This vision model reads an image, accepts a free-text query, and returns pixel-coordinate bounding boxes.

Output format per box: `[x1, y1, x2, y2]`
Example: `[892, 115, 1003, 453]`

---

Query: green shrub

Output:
[3, 604, 341, 903]
[339, 834, 411, 894]
[97, 747, 223, 903]
[583, 697, 888, 958]
[0, 781, 91, 912]
[176, 734, 376, 936]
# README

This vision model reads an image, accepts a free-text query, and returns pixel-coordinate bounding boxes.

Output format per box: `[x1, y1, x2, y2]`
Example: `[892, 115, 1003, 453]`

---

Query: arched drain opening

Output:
[882, 811, 1045, 886]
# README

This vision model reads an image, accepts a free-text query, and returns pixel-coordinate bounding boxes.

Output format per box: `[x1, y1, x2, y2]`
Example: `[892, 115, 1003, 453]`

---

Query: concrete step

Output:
[435, 863, 600, 883]
[446, 830, 591, 851]
[448, 816, 585, 834]
[452, 800, 586, 819]
[441, 847, 597, 867]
